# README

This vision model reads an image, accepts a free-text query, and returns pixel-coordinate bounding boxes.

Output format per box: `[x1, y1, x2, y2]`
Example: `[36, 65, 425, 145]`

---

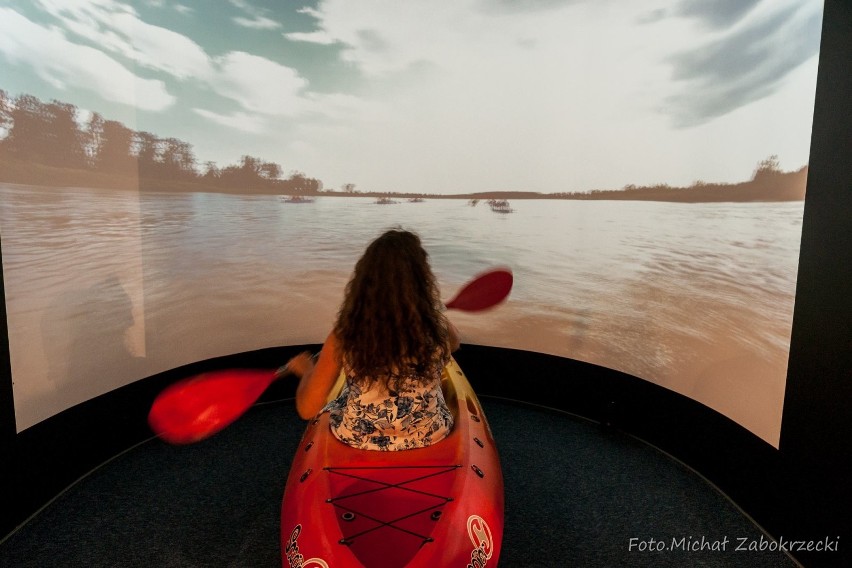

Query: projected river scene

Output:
[0, 1, 822, 446]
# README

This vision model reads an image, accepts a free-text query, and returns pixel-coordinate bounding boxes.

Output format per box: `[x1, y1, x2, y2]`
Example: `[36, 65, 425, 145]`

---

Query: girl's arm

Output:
[447, 319, 461, 352]
[283, 332, 343, 419]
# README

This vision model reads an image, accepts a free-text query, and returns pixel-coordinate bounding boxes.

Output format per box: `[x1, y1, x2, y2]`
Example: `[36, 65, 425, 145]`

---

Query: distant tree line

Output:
[0, 90, 321, 194]
[0, 91, 807, 202]
[549, 155, 807, 203]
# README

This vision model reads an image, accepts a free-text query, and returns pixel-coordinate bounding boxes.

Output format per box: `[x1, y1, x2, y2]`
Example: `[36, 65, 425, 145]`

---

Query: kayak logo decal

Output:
[284, 524, 329, 568]
[466, 515, 494, 567]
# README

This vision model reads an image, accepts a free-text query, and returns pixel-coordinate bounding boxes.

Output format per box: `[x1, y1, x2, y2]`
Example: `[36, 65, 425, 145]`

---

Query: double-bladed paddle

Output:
[148, 267, 512, 444]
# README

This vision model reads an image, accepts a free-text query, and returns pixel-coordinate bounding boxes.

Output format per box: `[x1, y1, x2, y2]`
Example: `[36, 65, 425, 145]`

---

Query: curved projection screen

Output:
[0, 1, 822, 446]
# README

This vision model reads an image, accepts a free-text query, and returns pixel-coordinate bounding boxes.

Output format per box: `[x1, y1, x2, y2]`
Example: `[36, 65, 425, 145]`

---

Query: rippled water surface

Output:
[0, 184, 803, 444]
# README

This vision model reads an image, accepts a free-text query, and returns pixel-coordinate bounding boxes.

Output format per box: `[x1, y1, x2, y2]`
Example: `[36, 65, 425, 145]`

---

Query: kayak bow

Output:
[280, 357, 504, 567]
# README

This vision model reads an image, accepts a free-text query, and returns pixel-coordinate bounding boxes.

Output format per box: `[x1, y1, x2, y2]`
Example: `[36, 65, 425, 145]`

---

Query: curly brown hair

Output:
[333, 228, 450, 386]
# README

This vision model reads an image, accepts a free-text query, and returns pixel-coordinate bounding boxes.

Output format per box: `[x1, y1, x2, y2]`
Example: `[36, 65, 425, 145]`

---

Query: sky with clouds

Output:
[0, 0, 823, 194]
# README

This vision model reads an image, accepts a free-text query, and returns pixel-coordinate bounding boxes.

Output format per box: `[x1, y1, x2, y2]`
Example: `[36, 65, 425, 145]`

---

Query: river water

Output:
[0, 184, 803, 444]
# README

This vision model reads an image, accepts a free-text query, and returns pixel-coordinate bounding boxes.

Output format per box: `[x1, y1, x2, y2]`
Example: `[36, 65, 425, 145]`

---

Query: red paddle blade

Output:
[445, 268, 513, 312]
[148, 369, 276, 444]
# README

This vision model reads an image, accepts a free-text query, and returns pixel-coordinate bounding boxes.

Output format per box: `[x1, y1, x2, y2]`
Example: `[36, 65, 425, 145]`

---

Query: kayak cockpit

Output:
[281, 358, 504, 568]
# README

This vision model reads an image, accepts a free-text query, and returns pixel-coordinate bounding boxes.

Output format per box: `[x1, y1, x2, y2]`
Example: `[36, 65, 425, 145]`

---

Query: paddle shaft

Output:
[149, 268, 512, 443]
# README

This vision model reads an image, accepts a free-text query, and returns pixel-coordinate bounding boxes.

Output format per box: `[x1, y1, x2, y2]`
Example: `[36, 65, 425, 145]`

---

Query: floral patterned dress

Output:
[323, 359, 454, 451]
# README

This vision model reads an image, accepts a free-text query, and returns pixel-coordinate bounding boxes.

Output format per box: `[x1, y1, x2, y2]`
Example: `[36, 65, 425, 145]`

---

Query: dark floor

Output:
[0, 398, 799, 567]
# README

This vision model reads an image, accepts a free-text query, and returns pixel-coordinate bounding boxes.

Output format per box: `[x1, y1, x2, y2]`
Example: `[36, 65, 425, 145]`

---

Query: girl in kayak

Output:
[281, 228, 460, 450]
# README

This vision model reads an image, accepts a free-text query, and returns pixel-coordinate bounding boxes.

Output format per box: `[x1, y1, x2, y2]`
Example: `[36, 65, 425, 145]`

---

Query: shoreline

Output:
[0, 159, 807, 204]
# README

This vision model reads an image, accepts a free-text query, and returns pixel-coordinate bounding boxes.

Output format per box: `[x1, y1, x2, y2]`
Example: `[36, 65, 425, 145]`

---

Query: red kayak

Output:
[280, 357, 504, 567]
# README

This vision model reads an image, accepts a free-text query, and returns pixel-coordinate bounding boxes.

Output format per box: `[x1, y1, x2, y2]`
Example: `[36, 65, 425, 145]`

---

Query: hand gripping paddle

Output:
[148, 267, 512, 444]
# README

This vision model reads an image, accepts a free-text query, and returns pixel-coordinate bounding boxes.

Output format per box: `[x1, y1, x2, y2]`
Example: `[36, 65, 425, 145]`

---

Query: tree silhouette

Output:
[45, 100, 86, 169]
[215, 155, 283, 189]
[0, 89, 12, 146]
[134, 131, 160, 178]
[753, 155, 782, 181]
[97, 120, 136, 174]
[160, 137, 196, 179]
[2, 97, 86, 168]
[0, 90, 321, 193]
[286, 171, 311, 194]
[2, 94, 52, 163]
[202, 161, 220, 180]
[259, 161, 281, 180]
[83, 112, 105, 167]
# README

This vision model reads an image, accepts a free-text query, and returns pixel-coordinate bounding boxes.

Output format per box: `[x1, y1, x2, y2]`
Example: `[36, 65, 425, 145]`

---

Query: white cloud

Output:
[664, 0, 823, 127]
[207, 51, 307, 116]
[289, 1, 489, 76]
[285, 31, 337, 45]
[192, 108, 267, 133]
[277, 0, 820, 193]
[234, 16, 281, 30]
[0, 8, 175, 111]
[17, 1, 361, 133]
[193, 62, 372, 137]
[228, 0, 253, 12]
[4, 0, 819, 193]
[301, 92, 377, 121]
[34, 0, 213, 80]
[229, 0, 281, 30]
